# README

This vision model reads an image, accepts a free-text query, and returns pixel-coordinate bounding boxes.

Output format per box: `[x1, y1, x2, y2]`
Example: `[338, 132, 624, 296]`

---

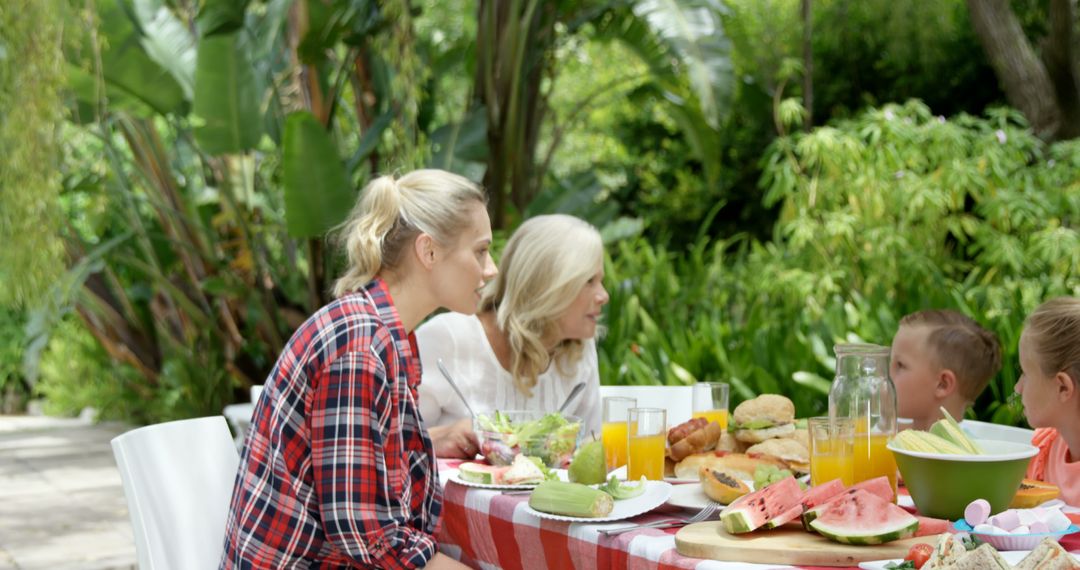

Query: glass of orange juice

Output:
[854, 430, 899, 500]
[627, 407, 666, 481]
[602, 396, 636, 471]
[809, 416, 855, 487]
[691, 382, 729, 430]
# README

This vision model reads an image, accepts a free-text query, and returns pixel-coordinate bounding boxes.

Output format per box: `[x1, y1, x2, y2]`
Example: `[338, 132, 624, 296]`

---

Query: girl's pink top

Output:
[1027, 427, 1080, 507]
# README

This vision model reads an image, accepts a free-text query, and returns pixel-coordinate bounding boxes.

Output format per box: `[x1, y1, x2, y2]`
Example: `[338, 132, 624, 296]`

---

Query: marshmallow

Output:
[990, 510, 1021, 531]
[974, 523, 1000, 534]
[1029, 521, 1050, 534]
[1012, 524, 1031, 535]
[1017, 509, 1040, 526]
[964, 499, 991, 526]
[1045, 509, 1072, 532]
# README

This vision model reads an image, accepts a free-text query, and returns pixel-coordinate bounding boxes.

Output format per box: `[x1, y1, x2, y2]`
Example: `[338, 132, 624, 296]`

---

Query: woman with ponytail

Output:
[418, 214, 609, 459]
[222, 170, 493, 570]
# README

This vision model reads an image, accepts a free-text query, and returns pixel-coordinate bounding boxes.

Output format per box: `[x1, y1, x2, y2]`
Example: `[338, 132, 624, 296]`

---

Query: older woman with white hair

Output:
[419, 214, 609, 459]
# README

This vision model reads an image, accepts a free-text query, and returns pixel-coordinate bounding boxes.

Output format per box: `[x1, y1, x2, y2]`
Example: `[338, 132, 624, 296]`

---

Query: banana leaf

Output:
[67, 0, 187, 116]
[282, 111, 354, 238]
[193, 32, 263, 154]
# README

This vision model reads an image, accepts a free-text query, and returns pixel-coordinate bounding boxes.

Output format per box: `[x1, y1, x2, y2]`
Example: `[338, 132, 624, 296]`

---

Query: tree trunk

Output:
[474, 0, 556, 229]
[966, 0, 1061, 138]
[1042, 0, 1080, 139]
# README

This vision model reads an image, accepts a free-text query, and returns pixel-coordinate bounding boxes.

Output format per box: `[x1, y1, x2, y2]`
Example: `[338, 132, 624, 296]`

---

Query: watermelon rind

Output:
[458, 463, 504, 484]
[765, 478, 845, 529]
[810, 519, 918, 545]
[807, 489, 919, 545]
[720, 476, 803, 534]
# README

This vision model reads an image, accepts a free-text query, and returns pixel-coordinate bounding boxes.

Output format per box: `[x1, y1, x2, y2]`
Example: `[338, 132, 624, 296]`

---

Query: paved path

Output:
[0, 414, 136, 569]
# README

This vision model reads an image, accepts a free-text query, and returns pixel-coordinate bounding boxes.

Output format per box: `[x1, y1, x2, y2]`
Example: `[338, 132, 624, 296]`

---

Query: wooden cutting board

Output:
[675, 522, 931, 567]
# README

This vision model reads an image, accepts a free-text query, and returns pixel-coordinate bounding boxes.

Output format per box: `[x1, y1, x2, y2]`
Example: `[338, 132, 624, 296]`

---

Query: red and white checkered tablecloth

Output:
[436, 459, 1080, 570]
[436, 460, 867, 570]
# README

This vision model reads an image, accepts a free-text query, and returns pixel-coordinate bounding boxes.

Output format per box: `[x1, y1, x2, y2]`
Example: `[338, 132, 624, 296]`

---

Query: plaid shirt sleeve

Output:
[310, 343, 437, 569]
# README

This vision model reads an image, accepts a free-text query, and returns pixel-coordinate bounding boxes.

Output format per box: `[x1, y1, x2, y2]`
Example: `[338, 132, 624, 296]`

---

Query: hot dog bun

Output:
[673, 452, 788, 481]
[666, 418, 723, 462]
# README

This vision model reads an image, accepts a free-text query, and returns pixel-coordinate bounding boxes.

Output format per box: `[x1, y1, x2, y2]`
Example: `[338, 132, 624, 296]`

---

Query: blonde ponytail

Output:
[333, 169, 487, 298]
[333, 176, 402, 296]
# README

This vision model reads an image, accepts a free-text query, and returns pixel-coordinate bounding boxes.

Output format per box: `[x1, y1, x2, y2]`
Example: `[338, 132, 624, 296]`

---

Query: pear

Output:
[568, 440, 607, 485]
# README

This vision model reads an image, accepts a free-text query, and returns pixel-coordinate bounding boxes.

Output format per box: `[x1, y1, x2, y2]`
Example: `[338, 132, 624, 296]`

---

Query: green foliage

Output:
[27, 0, 431, 424]
[282, 112, 354, 238]
[0, 308, 31, 413]
[599, 102, 1080, 424]
[810, 0, 1002, 119]
[0, 0, 66, 307]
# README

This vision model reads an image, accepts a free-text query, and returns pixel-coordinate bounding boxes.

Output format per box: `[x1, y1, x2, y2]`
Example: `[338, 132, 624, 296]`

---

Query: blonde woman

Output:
[418, 214, 609, 459]
[221, 170, 493, 570]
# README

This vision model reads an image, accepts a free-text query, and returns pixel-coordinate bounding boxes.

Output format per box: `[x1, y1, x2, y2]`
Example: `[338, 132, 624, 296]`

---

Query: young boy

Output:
[889, 310, 1002, 430]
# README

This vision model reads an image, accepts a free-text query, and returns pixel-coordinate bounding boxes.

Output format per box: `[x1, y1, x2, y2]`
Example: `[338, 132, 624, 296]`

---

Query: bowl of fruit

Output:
[474, 410, 582, 469]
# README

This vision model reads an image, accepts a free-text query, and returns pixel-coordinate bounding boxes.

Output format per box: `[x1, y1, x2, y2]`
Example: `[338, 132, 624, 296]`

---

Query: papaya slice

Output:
[699, 466, 751, 504]
[1009, 478, 1060, 509]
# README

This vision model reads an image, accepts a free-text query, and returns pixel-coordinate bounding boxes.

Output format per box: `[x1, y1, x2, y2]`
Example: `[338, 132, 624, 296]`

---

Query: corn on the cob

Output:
[892, 429, 967, 454]
[529, 480, 614, 517]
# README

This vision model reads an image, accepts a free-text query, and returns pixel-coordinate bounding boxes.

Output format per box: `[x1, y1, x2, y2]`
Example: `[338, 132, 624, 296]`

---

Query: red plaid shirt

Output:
[221, 278, 442, 569]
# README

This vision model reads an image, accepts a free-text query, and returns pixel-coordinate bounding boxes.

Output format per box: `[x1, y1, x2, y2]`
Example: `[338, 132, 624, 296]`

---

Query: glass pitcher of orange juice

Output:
[828, 343, 898, 500]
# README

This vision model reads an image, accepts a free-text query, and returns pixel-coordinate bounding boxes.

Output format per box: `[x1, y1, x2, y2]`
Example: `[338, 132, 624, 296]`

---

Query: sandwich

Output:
[732, 394, 796, 443]
[1014, 537, 1080, 570]
[714, 431, 744, 453]
[921, 533, 966, 569]
[673, 451, 787, 481]
[789, 422, 809, 450]
[949, 543, 1011, 569]
[745, 438, 810, 475]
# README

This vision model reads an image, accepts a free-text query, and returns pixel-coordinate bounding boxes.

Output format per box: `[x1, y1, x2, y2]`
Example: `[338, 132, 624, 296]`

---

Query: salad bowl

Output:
[474, 410, 581, 468]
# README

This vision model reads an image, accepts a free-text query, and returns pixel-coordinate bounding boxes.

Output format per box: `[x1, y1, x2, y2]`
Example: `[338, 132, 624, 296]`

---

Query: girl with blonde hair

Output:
[1017, 296, 1080, 507]
[222, 169, 493, 570]
[418, 214, 609, 458]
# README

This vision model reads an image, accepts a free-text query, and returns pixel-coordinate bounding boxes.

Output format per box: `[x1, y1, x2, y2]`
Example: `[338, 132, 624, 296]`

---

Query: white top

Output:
[415, 312, 602, 437]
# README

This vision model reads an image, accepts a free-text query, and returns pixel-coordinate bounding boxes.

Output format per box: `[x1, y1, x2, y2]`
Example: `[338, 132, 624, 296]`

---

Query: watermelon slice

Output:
[764, 478, 846, 529]
[913, 515, 949, 537]
[802, 476, 894, 529]
[720, 475, 803, 534]
[458, 462, 510, 484]
[850, 476, 894, 501]
[809, 489, 919, 545]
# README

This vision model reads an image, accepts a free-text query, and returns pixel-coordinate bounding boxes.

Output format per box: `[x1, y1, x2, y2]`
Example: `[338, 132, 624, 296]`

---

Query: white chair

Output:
[598, 385, 693, 426]
[959, 419, 1035, 445]
[111, 416, 240, 570]
[223, 384, 264, 450]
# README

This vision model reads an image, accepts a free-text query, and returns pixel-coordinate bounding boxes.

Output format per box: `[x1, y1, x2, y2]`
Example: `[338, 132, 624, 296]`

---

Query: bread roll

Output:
[673, 452, 787, 481]
[745, 438, 810, 474]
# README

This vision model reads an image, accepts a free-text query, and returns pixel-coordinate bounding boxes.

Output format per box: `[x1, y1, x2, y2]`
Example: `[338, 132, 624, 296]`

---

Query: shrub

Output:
[599, 100, 1080, 424]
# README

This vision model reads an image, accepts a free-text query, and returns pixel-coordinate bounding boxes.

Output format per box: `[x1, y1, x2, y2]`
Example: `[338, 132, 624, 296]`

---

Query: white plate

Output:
[857, 550, 1080, 569]
[606, 464, 693, 485]
[666, 483, 712, 510]
[523, 480, 673, 522]
[447, 469, 567, 490]
[665, 480, 755, 510]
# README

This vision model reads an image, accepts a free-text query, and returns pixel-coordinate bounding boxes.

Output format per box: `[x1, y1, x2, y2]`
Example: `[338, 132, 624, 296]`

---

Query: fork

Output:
[598, 501, 720, 536]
